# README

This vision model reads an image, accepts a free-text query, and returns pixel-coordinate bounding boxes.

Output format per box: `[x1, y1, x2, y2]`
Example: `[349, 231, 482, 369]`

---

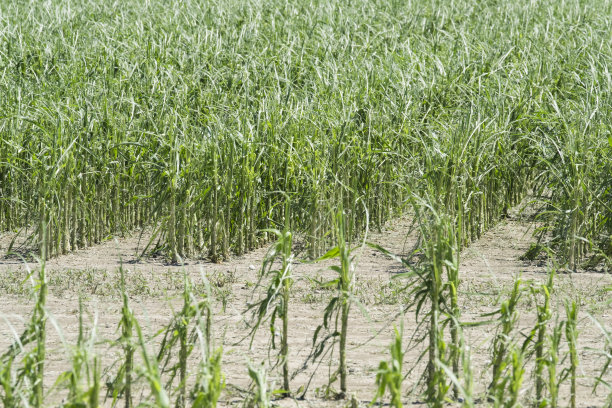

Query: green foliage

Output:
[371, 201, 465, 406]
[246, 225, 294, 395]
[246, 363, 271, 408]
[545, 318, 563, 408]
[191, 348, 224, 408]
[53, 299, 101, 407]
[134, 322, 170, 408]
[106, 265, 136, 408]
[0, 256, 48, 407]
[308, 209, 359, 398]
[157, 271, 214, 407]
[191, 274, 224, 408]
[0, 0, 608, 270]
[0, 0, 610, 406]
[488, 277, 522, 396]
[529, 270, 555, 405]
[372, 325, 405, 408]
[565, 301, 579, 408]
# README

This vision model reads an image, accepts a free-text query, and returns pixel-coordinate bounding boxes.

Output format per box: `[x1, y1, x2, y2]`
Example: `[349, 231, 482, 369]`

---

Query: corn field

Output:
[0, 0, 611, 406]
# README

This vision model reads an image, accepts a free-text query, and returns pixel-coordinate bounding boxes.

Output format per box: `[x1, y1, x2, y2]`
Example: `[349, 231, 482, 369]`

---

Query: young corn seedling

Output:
[0, 354, 17, 407]
[106, 265, 135, 408]
[436, 314, 475, 408]
[410, 205, 458, 406]
[444, 220, 461, 401]
[246, 362, 271, 408]
[506, 346, 525, 408]
[590, 312, 612, 407]
[372, 324, 405, 408]
[487, 277, 522, 397]
[135, 320, 170, 408]
[565, 300, 579, 408]
[0, 247, 48, 407]
[308, 208, 361, 399]
[191, 273, 224, 408]
[192, 347, 224, 408]
[246, 224, 294, 397]
[460, 340, 474, 407]
[370, 202, 459, 406]
[529, 269, 554, 406]
[545, 317, 564, 408]
[489, 343, 525, 408]
[32, 256, 48, 408]
[53, 299, 101, 407]
[157, 271, 213, 407]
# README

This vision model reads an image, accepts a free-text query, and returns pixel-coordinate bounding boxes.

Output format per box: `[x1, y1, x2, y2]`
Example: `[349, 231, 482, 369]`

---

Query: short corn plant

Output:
[246, 362, 272, 408]
[488, 343, 525, 408]
[135, 321, 170, 408]
[545, 317, 564, 408]
[591, 315, 612, 407]
[486, 277, 522, 397]
[372, 325, 405, 408]
[108, 264, 170, 407]
[407, 206, 461, 405]
[505, 347, 525, 408]
[191, 347, 224, 408]
[0, 252, 48, 408]
[246, 226, 294, 397]
[529, 269, 555, 406]
[416, 211, 458, 406]
[565, 300, 579, 408]
[308, 209, 361, 399]
[157, 271, 215, 407]
[53, 299, 101, 407]
[436, 315, 474, 408]
[191, 273, 225, 407]
[371, 203, 463, 406]
[106, 264, 141, 408]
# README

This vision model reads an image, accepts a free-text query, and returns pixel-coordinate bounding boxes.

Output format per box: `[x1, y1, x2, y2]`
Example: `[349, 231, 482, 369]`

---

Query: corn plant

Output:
[246, 363, 271, 408]
[487, 277, 522, 396]
[591, 312, 612, 407]
[191, 348, 224, 408]
[191, 274, 224, 408]
[460, 340, 474, 407]
[156, 271, 215, 407]
[545, 318, 564, 408]
[308, 209, 360, 398]
[565, 300, 579, 408]
[106, 265, 136, 408]
[437, 311, 475, 408]
[505, 347, 525, 408]
[134, 321, 170, 408]
[411, 204, 461, 405]
[53, 299, 101, 407]
[372, 325, 404, 408]
[488, 343, 526, 408]
[0, 354, 17, 407]
[529, 270, 554, 405]
[371, 200, 463, 405]
[108, 269, 170, 408]
[246, 225, 294, 396]
[0, 253, 48, 407]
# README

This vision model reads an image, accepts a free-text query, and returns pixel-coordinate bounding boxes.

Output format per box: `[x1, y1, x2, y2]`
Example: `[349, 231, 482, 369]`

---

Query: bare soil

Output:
[0, 207, 611, 407]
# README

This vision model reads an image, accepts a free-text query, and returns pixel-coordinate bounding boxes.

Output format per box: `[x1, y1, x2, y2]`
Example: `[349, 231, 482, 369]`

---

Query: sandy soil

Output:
[0, 207, 611, 407]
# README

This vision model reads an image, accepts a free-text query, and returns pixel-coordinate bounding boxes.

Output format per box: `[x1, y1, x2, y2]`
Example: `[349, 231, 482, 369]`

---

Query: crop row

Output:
[0, 0, 609, 269]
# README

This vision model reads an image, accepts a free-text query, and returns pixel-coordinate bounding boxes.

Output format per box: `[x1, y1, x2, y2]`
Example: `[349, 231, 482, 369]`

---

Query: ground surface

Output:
[1, 206, 611, 407]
